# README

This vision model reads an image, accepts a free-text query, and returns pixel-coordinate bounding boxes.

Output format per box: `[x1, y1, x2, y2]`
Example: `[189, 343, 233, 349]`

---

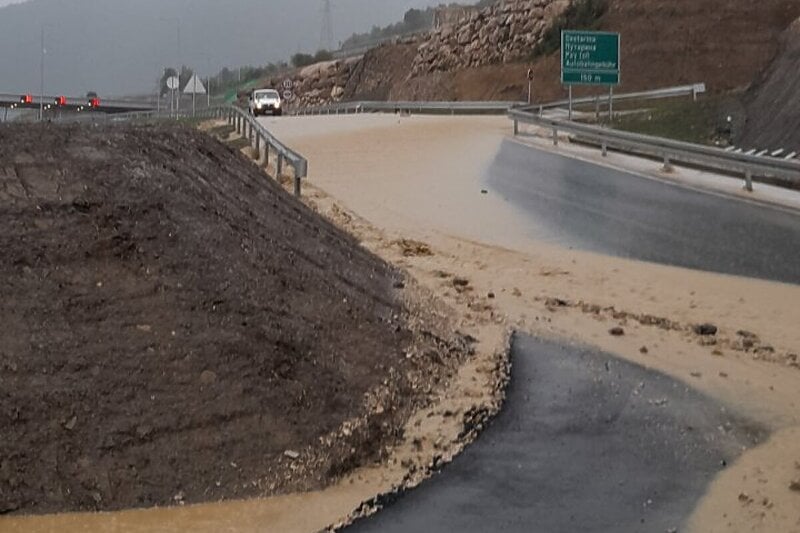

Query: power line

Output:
[320, 0, 334, 51]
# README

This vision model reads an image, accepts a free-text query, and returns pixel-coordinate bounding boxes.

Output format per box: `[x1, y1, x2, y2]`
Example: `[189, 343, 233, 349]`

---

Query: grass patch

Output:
[226, 137, 251, 150]
[604, 95, 743, 146]
[208, 124, 236, 139]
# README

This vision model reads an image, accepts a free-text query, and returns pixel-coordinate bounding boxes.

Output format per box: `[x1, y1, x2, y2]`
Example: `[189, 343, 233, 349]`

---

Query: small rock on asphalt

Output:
[609, 327, 625, 337]
[790, 479, 800, 492]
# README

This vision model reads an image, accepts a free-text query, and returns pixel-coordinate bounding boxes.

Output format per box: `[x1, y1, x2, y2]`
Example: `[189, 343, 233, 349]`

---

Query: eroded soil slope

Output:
[739, 17, 800, 151]
[0, 123, 459, 515]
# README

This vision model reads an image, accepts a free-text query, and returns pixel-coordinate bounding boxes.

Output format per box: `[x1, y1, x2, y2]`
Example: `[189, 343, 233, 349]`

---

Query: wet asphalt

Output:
[486, 140, 800, 285]
[346, 335, 763, 533]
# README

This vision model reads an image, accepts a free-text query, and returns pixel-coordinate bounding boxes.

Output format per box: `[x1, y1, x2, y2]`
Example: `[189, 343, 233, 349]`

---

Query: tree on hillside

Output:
[292, 50, 333, 68]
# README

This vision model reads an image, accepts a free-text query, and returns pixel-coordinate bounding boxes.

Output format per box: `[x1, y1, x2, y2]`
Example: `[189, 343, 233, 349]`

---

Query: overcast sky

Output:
[0, 0, 445, 96]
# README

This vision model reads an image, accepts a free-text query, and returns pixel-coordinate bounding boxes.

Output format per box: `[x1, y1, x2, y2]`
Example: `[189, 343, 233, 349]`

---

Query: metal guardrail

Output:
[520, 83, 707, 114]
[50, 105, 308, 197]
[290, 84, 707, 118]
[213, 106, 308, 197]
[509, 108, 800, 192]
[293, 100, 524, 116]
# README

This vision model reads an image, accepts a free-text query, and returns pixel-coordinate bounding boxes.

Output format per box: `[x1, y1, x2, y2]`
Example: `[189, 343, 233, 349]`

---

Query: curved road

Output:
[347, 336, 764, 533]
[345, 139, 795, 532]
[486, 140, 800, 285]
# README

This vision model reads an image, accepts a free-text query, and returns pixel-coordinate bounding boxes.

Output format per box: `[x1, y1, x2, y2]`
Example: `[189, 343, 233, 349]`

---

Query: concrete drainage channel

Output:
[344, 334, 764, 533]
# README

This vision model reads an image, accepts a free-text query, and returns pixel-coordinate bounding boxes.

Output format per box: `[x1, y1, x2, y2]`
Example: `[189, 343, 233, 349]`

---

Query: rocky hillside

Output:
[263, 0, 800, 108]
[739, 18, 800, 152]
[410, 0, 570, 76]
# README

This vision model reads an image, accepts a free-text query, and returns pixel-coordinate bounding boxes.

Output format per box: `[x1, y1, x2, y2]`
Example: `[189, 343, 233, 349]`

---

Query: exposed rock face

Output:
[411, 0, 571, 76]
[289, 57, 360, 108]
[272, 0, 570, 109]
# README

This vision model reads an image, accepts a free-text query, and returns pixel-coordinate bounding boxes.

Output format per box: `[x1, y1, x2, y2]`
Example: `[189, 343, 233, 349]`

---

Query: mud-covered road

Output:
[347, 335, 764, 533]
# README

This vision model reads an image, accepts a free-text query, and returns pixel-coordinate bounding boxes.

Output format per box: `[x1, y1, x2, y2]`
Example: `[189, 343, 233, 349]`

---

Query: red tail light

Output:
[55, 96, 66, 106]
[20, 94, 33, 104]
[88, 98, 101, 108]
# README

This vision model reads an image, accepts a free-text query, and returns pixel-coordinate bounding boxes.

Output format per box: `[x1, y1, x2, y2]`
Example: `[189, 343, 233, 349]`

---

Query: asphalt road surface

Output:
[486, 140, 800, 285]
[346, 335, 762, 533]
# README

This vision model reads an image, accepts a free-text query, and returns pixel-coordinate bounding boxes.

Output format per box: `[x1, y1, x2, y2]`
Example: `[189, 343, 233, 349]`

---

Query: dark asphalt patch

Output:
[346, 334, 764, 533]
[486, 140, 800, 285]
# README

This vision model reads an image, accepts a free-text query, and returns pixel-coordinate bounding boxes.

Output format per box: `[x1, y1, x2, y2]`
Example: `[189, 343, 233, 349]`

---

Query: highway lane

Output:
[346, 335, 763, 533]
[486, 140, 800, 285]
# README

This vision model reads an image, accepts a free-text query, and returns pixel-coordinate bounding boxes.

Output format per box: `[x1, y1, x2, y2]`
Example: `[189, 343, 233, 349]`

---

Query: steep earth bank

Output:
[0, 122, 468, 515]
[739, 17, 800, 152]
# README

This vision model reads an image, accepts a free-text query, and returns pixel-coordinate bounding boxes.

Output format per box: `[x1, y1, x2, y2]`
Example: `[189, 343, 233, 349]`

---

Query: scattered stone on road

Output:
[609, 327, 625, 337]
[693, 323, 718, 336]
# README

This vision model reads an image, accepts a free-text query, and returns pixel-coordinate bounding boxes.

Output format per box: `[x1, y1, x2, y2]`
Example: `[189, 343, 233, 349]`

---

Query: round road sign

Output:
[283, 79, 293, 90]
[166, 76, 179, 90]
[282, 90, 294, 101]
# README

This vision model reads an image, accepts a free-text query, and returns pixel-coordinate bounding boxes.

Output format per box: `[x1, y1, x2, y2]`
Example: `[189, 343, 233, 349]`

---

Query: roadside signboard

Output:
[561, 30, 620, 86]
[283, 79, 293, 90]
[183, 74, 207, 95]
[282, 90, 294, 101]
[166, 76, 179, 90]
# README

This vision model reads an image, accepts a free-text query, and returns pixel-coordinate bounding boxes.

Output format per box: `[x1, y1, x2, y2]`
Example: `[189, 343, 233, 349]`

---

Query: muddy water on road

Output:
[0, 472, 386, 533]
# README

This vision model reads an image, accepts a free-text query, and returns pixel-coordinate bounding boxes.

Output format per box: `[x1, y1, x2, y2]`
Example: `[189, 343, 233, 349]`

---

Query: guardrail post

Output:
[294, 160, 306, 198]
[264, 144, 270, 170]
[662, 155, 673, 173]
[552, 127, 558, 146]
[744, 170, 753, 192]
[601, 142, 608, 157]
[513, 119, 519, 136]
[277, 154, 284, 177]
[255, 133, 261, 161]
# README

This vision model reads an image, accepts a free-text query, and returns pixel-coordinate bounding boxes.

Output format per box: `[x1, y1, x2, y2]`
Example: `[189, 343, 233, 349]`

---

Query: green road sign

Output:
[561, 30, 620, 86]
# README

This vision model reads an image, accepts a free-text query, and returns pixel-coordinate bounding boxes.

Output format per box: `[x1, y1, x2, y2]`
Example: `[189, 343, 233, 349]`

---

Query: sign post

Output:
[561, 30, 620, 122]
[183, 74, 207, 117]
[166, 76, 179, 117]
[283, 79, 294, 113]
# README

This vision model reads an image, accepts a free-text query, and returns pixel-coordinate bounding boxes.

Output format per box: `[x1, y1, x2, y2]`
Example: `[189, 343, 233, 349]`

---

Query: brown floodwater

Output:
[0, 470, 388, 533]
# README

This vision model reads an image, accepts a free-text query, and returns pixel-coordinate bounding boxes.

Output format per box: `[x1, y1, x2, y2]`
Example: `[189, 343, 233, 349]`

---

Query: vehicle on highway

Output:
[19, 94, 33, 105]
[249, 89, 282, 117]
[88, 97, 101, 109]
[54, 96, 67, 107]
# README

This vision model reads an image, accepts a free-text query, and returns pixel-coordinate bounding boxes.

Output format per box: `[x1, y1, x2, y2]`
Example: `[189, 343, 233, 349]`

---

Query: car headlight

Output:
[275, 101, 281, 108]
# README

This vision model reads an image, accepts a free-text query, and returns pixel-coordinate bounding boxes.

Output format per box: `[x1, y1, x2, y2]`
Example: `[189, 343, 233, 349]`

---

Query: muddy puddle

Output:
[0, 472, 386, 533]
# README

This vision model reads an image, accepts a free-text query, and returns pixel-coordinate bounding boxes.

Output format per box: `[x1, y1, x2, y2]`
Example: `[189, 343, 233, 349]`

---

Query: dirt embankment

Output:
[0, 123, 469, 516]
[739, 17, 800, 151]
